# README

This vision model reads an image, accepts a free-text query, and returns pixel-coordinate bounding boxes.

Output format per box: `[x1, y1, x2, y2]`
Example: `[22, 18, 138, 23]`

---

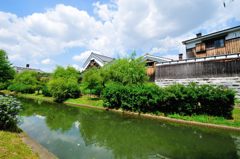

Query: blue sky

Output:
[0, 0, 239, 72]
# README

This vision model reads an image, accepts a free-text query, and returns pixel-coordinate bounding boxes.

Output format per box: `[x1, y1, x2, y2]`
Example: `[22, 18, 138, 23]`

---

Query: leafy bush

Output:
[102, 83, 162, 113]
[48, 78, 68, 102]
[102, 57, 148, 85]
[82, 68, 104, 96]
[8, 83, 35, 93]
[8, 71, 39, 93]
[82, 55, 148, 96]
[48, 66, 81, 102]
[102, 82, 125, 109]
[48, 78, 81, 102]
[102, 83, 235, 118]
[160, 83, 199, 116]
[52, 66, 81, 81]
[197, 85, 235, 119]
[41, 86, 52, 97]
[0, 95, 21, 131]
[0, 81, 11, 90]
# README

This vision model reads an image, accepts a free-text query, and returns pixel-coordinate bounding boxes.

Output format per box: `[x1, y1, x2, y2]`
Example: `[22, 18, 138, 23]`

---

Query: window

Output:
[214, 39, 224, 48]
[196, 43, 206, 53]
[206, 38, 225, 49]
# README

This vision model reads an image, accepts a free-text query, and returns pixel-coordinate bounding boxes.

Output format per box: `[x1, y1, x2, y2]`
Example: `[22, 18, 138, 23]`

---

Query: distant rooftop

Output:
[143, 53, 173, 63]
[14, 66, 43, 73]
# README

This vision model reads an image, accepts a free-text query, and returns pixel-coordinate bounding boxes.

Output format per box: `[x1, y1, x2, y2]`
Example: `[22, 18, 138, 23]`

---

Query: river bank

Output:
[0, 131, 39, 159]
[2, 90, 240, 131]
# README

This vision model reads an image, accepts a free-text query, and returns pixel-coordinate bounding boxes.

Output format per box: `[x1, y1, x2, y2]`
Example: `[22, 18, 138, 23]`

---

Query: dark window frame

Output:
[205, 37, 225, 50]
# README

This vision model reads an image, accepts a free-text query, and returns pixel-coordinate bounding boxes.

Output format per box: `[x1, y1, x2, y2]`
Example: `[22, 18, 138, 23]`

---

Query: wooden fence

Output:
[155, 58, 240, 79]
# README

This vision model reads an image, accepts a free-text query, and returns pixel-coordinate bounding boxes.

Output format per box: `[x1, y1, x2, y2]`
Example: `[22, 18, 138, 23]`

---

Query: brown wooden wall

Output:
[187, 38, 240, 58]
[156, 58, 240, 79]
[146, 66, 155, 82]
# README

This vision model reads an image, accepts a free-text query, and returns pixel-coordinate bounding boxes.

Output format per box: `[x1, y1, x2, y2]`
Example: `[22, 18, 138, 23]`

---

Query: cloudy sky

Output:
[0, 0, 240, 72]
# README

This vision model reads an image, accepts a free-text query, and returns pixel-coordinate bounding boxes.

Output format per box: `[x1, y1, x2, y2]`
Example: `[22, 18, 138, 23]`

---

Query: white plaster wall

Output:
[155, 77, 240, 99]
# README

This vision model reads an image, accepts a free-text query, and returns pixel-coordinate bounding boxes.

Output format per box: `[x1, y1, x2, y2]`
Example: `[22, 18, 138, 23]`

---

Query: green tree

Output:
[48, 66, 81, 102]
[8, 71, 39, 93]
[0, 50, 15, 89]
[82, 67, 104, 96]
[82, 54, 148, 96]
[102, 57, 148, 85]
[53, 66, 81, 80]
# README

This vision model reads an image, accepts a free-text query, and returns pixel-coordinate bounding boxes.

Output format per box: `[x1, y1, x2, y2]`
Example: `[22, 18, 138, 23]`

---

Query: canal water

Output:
[18, 98, 240, 159]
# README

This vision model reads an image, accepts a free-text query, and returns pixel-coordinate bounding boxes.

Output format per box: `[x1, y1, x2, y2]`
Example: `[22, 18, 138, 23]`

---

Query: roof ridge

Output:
[91, 52, 114, 60]
[183, 25, 240, 44]
[144, 54, 172, 61]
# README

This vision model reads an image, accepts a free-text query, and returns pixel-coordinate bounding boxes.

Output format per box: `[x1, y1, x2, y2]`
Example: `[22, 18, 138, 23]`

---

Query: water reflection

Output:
[19, 98, 240, 159]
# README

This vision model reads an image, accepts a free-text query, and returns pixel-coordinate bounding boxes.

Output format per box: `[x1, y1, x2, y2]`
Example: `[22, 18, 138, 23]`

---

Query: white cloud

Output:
[72, 50, 92, 62]
[71, 64, 82, 72]
[0, 1, 239, 71]
[93, 2, 115, 21]
[41, 58, 52, 65]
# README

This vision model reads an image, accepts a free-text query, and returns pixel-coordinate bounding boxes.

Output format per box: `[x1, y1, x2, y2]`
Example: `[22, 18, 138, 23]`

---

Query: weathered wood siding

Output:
[156, 58, 240, 79]
[187, 38, 240, 58]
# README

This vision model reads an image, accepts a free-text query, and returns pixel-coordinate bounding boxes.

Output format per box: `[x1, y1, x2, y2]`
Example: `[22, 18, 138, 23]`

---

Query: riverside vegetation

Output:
[0, 50, 239, 127]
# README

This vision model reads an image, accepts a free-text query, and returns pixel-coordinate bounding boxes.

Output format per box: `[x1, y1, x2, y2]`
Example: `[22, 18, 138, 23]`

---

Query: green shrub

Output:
[102, 57, 148, 85]
[48, 78, 80, 102]
[0, 81, 11, 90]
[8, 83, 35, 93]
[48, 78, 67, 102]
[82, 68, 104, 96]
[0, 95, 21, 131]
[47, 66, 81, 102]
[160, 83, 199, 115]
[102, 83, 162, 113]
[102, 82, 125, 109]
[102, 83, 235, 118]
[197, 85, 235, 119]
[8, 71, 38, 93]
[41, 86, 52, 97]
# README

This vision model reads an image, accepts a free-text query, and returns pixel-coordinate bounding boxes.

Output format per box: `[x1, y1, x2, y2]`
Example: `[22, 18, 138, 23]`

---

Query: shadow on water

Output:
[19, 98, 240, 159]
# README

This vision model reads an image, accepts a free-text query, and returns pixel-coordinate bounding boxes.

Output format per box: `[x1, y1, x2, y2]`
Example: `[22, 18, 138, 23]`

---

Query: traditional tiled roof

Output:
[82, 52, 114, 70]
[143, 54, 172, 63]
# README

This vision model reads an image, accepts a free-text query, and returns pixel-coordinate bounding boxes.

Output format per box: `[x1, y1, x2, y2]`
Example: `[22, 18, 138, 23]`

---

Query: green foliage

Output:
[0, 50, 15, 89]
[41, 86, 52, 97]
[0, 95, 21, 131]
[48, 66, 81, 102]
[102, 83, 235, 119]
[82, 56, 148, 96]
[102, 57, 148, 85]
[82, 68, 104, 96]
[53, 66, 80, 80]
[159, 83, 199, 116]
[8, 71, 39, 93]
[102, 82, 162, 112]
[197, 84, 235, 119]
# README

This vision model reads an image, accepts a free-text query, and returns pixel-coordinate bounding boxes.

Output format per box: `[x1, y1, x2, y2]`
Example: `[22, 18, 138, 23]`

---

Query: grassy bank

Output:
[167, 107, 240, 127]
[0, 131, 38, 159]
[65, 95, 103, 107]
[1, 90, 240, 128]
[13, 92, 103, 108]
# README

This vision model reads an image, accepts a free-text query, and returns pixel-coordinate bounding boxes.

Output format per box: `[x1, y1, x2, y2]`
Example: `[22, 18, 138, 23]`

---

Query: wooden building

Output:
[183, 26, 240, 59]
[143, 54, 172, 81]
[82, 52, 114, 71]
